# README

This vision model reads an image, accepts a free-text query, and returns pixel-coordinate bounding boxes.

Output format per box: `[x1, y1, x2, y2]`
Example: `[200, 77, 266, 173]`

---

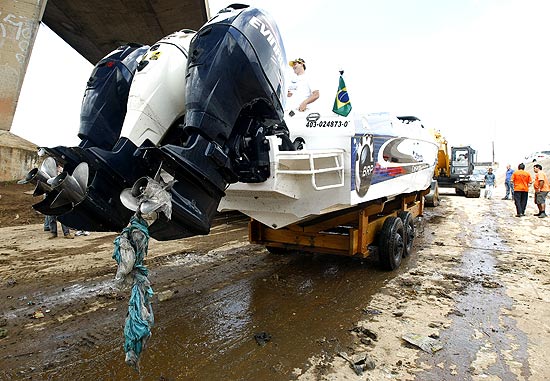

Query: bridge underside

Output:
[43, 0, 208, 64]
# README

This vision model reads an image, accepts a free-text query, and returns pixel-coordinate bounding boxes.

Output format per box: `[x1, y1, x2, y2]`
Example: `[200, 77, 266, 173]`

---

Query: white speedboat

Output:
[220, 112, 439, 228]
[20, 4, 437, 242]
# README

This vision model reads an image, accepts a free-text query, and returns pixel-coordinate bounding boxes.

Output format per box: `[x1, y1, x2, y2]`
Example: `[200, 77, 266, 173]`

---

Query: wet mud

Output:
[415, 197, 530, 380]
[1, 183, 550, 380]
[31, 245, 414, 380]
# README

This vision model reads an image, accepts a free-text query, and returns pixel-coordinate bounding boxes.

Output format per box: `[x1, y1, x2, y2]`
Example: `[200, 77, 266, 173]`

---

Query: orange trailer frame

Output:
[249, 189, 428, 259]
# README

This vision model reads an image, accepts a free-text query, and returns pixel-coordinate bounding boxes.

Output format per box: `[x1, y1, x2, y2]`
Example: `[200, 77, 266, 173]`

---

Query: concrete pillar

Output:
[0, 0, 47, 132]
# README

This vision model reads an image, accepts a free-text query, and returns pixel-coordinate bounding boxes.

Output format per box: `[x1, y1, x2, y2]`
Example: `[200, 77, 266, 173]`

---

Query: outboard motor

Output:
[120, 30, 196, 146]
[23, 5, 289, 241]
[79, 43, 149, 150]
[184, 4, 287, 183]
[28, 32, 194, 233]
[25, 43, 151, 230]
[22, 42, 153, 229]
[139, 4, 288, 238]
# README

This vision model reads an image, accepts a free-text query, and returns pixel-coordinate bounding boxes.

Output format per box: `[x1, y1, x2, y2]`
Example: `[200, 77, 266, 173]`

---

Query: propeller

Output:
[49, 162, 89, 208]
[120, 167, 175, 220]
[19, 157, 89, 208]
[17, 156, 58, 196]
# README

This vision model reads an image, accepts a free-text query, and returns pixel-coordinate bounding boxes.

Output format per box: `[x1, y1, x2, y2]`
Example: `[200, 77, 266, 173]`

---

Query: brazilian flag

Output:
[332, 75, 352, 117]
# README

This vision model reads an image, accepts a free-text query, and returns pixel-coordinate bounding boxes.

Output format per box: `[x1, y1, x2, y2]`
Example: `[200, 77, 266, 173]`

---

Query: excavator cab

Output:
[450, 146, 476, 180]
[449, 146, 480, 197]
[428, 143, 481, 202]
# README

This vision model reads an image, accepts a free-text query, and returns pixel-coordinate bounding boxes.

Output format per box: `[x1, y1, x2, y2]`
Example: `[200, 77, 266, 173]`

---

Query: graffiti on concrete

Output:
[0, 10, 34, 66]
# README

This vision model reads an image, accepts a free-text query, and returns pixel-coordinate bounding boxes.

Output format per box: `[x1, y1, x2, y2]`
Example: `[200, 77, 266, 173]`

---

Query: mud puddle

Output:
[39, 242, 416, 380]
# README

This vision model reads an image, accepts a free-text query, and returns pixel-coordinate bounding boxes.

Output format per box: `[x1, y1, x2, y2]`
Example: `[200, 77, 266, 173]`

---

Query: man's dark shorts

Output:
[535, 191, 548, 204]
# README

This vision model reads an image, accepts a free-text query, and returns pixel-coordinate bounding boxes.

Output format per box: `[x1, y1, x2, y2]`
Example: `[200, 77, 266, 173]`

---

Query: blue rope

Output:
[112, 215, 154, 370]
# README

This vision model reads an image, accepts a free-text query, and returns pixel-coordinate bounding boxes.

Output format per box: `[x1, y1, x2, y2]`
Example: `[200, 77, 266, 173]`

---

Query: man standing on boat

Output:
[286, 58, 319, 113]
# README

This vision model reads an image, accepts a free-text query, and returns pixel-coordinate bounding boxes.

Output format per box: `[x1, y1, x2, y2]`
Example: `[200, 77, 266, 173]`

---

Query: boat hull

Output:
[219, 112, 438, 228]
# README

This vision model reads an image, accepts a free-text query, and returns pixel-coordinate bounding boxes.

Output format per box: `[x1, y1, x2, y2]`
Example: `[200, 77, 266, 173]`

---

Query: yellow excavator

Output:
[425, 131, 481, 206]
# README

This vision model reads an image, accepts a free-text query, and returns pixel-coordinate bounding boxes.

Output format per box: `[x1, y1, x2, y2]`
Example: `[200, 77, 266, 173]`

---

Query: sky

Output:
[11, 0, 550, 168]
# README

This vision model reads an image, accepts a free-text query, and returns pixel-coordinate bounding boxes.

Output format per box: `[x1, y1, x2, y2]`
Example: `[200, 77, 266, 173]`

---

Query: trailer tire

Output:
[398, 211, 414, 257]
[379, 216, 405, 271]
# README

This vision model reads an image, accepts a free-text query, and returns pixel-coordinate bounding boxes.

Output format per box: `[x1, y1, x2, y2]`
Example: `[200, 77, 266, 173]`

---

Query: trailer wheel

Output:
[379, 216, 405, 270]
[398, 211, 414, 257]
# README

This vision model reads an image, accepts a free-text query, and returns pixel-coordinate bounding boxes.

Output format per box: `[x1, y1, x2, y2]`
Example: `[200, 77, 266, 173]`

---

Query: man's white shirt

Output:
[286, 73, 315, 111]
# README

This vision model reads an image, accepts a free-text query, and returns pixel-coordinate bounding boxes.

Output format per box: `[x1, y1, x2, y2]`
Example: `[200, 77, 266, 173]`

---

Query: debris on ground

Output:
[337, 352, 376, 375]
[157, 290, 175, 302]
[32, 310, 44, 319]
[350, 326, 378, 341]
[254, 332, 272, 346]
[338, 352, 363, 375]
[402, 333, 443, 353]
[481, 280, 502, 288]
[362, 308, 382, 315]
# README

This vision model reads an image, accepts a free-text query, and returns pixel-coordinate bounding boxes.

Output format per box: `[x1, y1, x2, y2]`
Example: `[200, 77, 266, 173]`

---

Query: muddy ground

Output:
[0, 180, 549, 380]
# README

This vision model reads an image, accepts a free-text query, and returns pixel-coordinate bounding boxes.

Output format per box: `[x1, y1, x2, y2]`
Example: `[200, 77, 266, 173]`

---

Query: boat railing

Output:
[276, 149, 345, 190]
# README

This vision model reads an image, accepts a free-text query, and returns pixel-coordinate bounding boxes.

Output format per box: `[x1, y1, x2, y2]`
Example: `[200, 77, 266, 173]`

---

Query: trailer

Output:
[249, 189, 428, 271]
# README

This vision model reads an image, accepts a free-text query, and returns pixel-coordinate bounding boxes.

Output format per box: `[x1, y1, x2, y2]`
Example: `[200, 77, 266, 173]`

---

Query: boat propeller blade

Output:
[71, 162, 89, 193]
[120, 176, 173, 220]
[17, 157, 59, 196]
[40, 157, 58, 179]
[17, 167, 54, 196]
[49, 163, 89, 208]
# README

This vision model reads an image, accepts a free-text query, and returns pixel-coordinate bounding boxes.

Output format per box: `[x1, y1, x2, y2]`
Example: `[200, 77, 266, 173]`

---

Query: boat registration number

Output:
[306, 120, 349, 128]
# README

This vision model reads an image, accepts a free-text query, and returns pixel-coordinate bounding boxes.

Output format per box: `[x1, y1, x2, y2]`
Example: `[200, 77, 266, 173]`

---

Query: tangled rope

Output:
[112, 215, 154, 371]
